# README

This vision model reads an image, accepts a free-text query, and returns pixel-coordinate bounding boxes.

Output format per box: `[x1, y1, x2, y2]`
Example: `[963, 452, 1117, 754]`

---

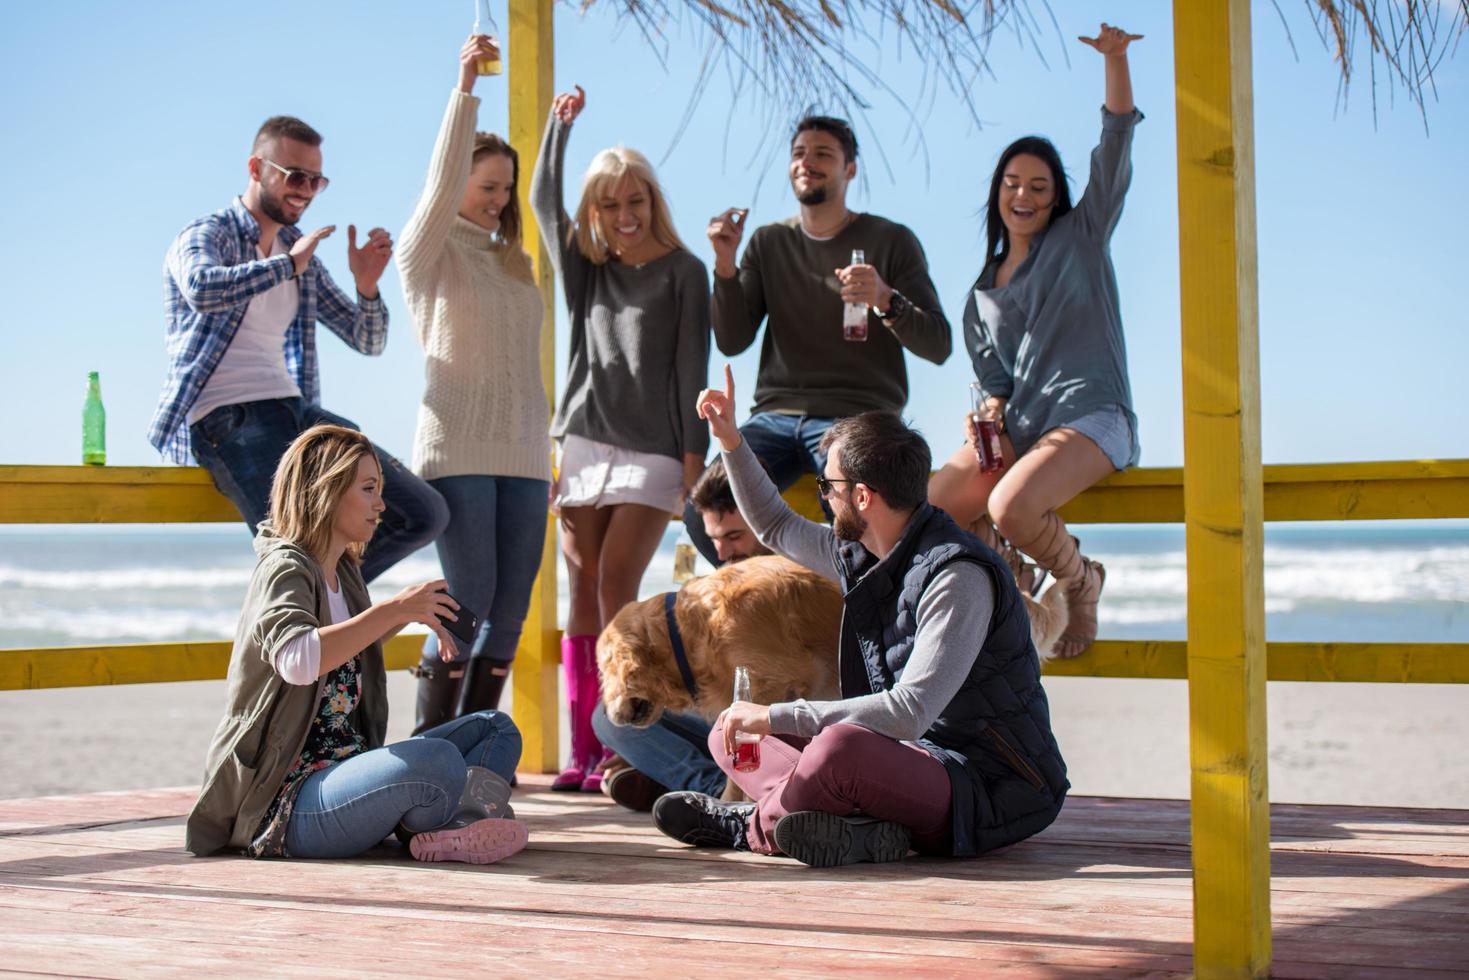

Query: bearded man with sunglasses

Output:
[150, 115, 448, 581]
[650, 366, 1068, 869]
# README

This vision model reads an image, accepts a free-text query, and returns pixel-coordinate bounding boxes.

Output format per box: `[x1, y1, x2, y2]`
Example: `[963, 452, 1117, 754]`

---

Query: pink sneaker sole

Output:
[409, 819, 529, 865]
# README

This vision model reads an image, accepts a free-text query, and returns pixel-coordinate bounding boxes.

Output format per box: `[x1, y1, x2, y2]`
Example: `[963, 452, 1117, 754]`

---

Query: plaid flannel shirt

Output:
[149, 197, 388, 463]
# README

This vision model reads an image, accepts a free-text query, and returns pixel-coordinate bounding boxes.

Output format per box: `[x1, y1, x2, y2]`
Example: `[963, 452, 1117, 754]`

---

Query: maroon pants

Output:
[710, 722, 953, 856]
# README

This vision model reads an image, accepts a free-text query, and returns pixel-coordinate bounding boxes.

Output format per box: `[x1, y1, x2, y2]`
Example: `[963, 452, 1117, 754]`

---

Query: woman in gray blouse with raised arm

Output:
[929, 23, 1144, 659]
[530, 84, 711, 792]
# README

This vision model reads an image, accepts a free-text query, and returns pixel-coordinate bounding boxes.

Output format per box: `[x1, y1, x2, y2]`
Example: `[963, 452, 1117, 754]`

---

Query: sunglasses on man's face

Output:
[815, 475, 856, 499]
[259, 158, 330, 193]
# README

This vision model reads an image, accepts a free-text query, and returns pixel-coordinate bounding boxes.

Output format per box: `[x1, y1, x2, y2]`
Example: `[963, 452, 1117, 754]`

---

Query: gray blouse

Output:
[965, 107, 1143, 466]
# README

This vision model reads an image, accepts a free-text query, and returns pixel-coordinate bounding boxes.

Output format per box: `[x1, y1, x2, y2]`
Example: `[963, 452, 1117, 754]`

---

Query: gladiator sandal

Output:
[968, 517, 1043, 596]
[1008, 512, 1105, 658]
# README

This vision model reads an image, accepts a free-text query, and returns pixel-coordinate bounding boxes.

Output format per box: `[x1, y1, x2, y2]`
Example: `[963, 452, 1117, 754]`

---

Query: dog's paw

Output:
[1026, 584, 1071, 664]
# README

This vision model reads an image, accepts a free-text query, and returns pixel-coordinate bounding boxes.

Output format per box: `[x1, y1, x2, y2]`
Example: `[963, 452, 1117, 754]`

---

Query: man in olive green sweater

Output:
[683, 115, 951, 562]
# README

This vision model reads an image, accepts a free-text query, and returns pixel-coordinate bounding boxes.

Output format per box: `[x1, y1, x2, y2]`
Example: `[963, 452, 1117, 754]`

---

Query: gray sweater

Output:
[530, 114, 711, 462]
[722, 440, 995, 741]
[713, 213, 951, 419]
[965, 107, 1143, 465]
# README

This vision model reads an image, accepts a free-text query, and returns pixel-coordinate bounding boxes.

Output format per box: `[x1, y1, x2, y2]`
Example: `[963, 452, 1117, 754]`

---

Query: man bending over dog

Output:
[592, 458, 773, 811]
[651, 366, 1068, 867]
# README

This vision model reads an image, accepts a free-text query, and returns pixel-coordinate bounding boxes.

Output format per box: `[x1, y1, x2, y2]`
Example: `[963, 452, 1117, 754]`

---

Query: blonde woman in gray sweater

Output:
[398, 35, 551, 734]
[531, 84, 712, 792]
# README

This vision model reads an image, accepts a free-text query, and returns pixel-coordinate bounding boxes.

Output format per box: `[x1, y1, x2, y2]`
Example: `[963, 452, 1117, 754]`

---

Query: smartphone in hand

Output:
[438, 591, 481, 646]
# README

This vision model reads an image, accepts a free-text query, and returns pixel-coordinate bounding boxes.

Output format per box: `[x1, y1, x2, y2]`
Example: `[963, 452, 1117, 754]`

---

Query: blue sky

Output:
[1, 1, 1465, 471]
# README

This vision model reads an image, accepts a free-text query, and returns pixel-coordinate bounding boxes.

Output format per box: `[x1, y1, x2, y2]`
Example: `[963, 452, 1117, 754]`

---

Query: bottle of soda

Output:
[842, 248, 869, 341]
[82, 371, 106, 466]
[731, 665, 761, 772]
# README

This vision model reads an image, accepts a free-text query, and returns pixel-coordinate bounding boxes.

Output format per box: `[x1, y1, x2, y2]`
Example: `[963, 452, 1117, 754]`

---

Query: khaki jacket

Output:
[185, 527, 388, 856]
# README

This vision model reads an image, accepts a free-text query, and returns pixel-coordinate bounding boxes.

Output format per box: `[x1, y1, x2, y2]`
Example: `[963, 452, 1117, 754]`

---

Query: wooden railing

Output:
[5, 459, 1466, 691]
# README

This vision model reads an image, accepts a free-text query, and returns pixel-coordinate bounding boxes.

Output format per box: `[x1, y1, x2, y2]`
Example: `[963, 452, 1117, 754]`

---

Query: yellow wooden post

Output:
[1173, 1, 1271, 975]
[508, 0, 560, 774]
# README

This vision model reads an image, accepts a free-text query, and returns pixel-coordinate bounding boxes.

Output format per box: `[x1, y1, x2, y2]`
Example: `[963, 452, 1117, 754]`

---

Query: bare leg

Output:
[988, 428, 1117, 658]
[596, 503, 674, 626]
[560, 505, 612, 638]
[926, 425, 1016, 527]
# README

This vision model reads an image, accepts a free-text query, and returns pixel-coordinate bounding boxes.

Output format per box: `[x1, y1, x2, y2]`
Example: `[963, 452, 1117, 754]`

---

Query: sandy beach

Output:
[3, 672, 1465, 808]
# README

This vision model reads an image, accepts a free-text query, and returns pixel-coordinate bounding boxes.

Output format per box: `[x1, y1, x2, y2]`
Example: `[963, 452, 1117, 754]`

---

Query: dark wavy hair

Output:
[983, 136, 1073, 272]
[819, 412, 931, 512]
[792, 115, 858, 163]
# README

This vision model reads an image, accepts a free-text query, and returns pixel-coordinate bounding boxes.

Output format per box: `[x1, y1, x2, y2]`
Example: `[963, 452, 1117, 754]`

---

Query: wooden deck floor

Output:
[1, 778, 1466, 978]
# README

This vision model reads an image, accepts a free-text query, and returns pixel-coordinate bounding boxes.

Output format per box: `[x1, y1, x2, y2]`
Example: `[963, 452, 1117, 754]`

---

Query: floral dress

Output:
[247, 656, 367, 857]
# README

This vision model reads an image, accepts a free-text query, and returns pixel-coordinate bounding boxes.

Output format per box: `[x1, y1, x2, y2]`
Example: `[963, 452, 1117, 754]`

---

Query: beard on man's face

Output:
[259, 184, 303, 226]
[795, 185, 828, 207]
[833, 505, 867, 542]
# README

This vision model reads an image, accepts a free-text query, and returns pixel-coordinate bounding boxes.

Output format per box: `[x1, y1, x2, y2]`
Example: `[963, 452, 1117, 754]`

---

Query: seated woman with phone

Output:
[186, 424, 528, 865]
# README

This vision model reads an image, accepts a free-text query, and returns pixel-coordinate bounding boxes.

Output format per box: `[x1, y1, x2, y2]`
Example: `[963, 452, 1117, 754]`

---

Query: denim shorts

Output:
[1057, 404, 1137, 471]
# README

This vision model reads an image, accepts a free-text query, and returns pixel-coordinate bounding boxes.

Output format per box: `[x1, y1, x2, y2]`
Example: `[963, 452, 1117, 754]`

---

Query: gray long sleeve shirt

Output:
[722, 439, 994, 741]
[965, 107, 1143, 465]
[530, 114, 711, 461]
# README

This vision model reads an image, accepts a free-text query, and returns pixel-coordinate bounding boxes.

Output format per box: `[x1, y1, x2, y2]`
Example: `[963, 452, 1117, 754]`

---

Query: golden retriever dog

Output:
[598, 556, 842, 729]
[598, 543, 1069, 738]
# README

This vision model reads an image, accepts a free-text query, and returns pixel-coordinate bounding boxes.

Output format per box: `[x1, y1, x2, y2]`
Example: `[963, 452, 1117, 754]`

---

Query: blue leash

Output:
[663, 590, 699, 701]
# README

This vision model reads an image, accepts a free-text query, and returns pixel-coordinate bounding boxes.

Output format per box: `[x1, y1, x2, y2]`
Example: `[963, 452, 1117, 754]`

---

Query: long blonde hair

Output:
[572, 146, 685, 265]
[268, 424, 379, 565]
[473, 132, 535, 282]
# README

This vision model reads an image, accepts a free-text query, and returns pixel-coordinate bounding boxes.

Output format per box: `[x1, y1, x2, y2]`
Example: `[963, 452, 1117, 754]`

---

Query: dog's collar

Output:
[663, 591, 700, 702]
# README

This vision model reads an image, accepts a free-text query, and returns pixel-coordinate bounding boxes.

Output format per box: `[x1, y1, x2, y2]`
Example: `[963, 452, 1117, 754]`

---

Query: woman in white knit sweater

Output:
[398, 35, 551, 733]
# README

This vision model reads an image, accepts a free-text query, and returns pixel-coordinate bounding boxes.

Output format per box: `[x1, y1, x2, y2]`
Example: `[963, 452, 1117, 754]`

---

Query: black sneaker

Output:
[652, 792, 755, 850]
[605, 767, 669, 812]
[773, 811, 912, 868]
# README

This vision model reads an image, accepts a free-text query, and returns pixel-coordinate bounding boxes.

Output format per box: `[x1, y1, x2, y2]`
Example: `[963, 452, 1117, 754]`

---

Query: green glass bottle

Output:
[83, 371, 106, 466]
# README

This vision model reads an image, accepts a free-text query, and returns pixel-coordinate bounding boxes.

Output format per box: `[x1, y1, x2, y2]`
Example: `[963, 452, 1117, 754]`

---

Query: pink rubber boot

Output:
[551, 635, 603, 791]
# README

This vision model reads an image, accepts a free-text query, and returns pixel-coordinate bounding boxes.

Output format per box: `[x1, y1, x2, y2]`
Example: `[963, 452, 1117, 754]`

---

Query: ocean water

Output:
[1, 521, 1465, 650]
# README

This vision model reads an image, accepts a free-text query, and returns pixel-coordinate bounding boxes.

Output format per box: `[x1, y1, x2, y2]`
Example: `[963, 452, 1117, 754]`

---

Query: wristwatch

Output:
[876, 290, 910, 322]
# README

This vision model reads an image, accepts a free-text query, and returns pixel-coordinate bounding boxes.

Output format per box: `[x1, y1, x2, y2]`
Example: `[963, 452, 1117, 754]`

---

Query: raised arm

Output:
[397, 36, 496, 297]
[698, 366, 840, 577]
[1079, 22, 1141, 115]
[315, 247, 389, 356]
[709, 211, 766, 355]
[1074, 24, 1144, 242]
[528, 85, 585, 291]
[167, 219, 296, 313]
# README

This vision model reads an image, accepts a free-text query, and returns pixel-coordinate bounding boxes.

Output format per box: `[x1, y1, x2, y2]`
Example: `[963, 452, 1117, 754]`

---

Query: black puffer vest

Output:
[835, 504, 1068, 856]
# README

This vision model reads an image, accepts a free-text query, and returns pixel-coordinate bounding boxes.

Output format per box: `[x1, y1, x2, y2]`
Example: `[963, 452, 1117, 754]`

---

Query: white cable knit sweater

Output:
[398, 90, 551, 483]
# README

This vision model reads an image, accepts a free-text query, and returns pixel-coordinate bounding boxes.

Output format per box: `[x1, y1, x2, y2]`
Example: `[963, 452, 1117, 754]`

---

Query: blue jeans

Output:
[190, 397, 449, 583]
[419, 475, 550, 668]
[284, 710, 521, 859]
[592, 702, 725, 796]
[682, 411, 837, 566]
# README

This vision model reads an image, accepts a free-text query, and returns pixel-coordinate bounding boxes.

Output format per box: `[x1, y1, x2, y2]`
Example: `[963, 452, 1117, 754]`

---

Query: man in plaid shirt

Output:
[149, 115, 447, 582]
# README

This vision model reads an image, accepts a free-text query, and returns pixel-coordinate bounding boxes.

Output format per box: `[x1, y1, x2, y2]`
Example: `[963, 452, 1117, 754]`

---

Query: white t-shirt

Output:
[275, 575, 353, 686]
[189, 237, 302, 424]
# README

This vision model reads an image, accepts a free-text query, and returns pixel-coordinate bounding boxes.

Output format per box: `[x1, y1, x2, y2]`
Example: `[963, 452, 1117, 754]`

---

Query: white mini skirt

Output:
[554, 433, 685, 514]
